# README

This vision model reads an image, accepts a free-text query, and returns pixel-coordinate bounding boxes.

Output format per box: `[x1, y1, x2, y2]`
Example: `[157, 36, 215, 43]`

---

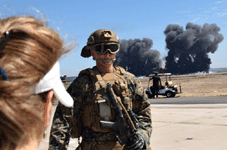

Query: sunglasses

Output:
[0, 31, 11, 51]
[91, 43, 120, 54]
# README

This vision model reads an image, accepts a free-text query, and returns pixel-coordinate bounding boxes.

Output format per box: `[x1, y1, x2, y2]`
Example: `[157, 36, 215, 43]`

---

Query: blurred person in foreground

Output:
[49, 29, 152, 150]
[0, 16, 74, 150]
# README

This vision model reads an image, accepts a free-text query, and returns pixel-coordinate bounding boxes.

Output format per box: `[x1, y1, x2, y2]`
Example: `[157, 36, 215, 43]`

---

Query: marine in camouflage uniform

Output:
[49, 29, 152, 150]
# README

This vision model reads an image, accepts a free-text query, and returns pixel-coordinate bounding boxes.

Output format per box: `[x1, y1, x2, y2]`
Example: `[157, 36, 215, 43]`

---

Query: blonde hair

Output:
[0, 16, 73, 149]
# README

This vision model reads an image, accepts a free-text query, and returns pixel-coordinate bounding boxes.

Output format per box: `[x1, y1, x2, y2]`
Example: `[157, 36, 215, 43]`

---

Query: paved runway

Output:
[149, 96, 227, 104]
[38, 97, 227, 150]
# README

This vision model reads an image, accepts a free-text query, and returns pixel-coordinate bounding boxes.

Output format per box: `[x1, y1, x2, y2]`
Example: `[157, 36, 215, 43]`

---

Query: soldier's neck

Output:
[16, 138, 40, 150]
[96, 62, 114, 73]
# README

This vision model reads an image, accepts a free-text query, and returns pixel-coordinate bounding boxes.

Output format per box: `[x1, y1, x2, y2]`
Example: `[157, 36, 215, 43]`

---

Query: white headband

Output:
[35, 61, 73, 107]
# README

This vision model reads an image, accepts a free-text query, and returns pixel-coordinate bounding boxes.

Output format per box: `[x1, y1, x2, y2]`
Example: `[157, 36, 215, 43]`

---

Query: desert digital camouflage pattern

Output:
[49, 66, 152, 150]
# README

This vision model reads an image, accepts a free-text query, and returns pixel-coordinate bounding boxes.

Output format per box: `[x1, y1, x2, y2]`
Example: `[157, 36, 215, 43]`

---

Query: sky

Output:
[1, 0, 227, 76]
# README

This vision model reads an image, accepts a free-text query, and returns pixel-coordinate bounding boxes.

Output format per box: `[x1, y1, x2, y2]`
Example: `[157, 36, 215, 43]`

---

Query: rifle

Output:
[93, 83, 139, 145]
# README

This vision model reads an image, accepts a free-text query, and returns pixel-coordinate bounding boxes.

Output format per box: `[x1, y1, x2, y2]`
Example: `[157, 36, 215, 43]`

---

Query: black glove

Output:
[127, 132, 144, 150]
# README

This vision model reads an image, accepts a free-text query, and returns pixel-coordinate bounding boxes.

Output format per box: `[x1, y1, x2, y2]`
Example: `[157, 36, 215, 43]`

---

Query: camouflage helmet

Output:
[81, 29, 120, 58]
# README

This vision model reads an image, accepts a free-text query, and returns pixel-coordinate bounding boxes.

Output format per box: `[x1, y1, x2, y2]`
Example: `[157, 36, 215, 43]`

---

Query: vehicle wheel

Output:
[146, 91, 151, 98]
[166, 91, 173, 98]
[146, 91, 153, 98]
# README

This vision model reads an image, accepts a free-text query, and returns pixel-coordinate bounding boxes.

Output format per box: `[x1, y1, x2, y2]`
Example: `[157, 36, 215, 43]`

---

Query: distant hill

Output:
[64, 68, 227, 82]
[65, 76, 77, 82]
[210, 68, 227, 73]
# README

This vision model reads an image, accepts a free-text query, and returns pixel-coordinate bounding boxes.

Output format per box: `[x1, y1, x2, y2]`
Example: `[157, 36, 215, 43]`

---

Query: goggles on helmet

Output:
[91, 43, 120, 54]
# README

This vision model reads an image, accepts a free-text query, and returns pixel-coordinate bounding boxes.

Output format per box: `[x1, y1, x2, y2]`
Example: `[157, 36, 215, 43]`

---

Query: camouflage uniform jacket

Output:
[49, 66, 152, 150]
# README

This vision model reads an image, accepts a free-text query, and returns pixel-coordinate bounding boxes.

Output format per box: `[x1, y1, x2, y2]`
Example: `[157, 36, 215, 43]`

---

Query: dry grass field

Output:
[64, 72, 227, 97]
[139, 72, 227, 97]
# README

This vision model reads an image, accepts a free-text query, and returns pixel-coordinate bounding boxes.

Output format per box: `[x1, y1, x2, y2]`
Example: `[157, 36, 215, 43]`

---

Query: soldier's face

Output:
[91, 50, 115, 66]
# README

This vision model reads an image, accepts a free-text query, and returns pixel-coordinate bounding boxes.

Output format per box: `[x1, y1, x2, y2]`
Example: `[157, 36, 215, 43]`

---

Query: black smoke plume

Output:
[164, 22, 224, 74]
[114, 38, 162, 77]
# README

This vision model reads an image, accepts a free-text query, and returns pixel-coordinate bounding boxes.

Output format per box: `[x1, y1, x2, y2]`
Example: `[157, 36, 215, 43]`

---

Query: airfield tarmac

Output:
[38, 101, 227, 150]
